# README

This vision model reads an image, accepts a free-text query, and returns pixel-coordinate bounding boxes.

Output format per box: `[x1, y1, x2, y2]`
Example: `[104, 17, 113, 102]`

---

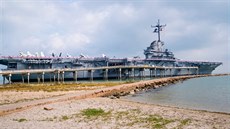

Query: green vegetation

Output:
[40, 116, 57, 121]
[61, 115, 69, 121]
[125, 80, 137, 83]
[181, 119, 191, 125]
[145, 115, 174, 128]
[38, 108, 192, 128]
[0, 82, 130, 92]
[178, 118, 191, 128]
[81, 108, 111, 118]
[13, 118, 27, 122]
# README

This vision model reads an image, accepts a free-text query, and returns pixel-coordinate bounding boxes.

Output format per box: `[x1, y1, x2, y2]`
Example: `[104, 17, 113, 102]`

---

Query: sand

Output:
[0, 97, 230, 129]
[0, 91, 80, 105]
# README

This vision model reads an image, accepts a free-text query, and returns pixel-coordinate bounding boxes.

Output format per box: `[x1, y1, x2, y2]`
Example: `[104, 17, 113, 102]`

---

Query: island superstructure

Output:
[0, 20, 222, 82]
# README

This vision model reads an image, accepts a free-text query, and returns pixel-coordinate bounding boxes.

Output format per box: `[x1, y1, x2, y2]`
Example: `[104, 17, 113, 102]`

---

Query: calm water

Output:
[123, 76, 230, 113]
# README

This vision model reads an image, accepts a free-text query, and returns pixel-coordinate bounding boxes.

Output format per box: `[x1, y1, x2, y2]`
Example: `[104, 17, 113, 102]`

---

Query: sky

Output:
[0, 0, 229, 73]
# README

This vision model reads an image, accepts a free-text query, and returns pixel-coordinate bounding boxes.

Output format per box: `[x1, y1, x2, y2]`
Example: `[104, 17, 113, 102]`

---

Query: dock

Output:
[0, 66, 198, 84]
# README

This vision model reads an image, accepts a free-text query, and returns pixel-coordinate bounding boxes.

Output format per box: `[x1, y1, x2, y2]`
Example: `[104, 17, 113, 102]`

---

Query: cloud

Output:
[46, 32, 91, 54]
[0, 0, 229, 73]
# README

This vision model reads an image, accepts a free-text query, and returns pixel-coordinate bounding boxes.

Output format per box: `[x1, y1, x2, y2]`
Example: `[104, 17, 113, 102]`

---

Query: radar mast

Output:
[151, 19, 166, 42]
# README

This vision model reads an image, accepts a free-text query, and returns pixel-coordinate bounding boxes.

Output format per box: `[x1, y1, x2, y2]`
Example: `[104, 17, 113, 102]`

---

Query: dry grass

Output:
[0, 82, 130, 92]
[40, 108, 189, 128]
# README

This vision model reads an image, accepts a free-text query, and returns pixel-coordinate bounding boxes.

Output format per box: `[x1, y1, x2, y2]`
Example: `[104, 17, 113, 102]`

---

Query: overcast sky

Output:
[0, 0, 229, 73]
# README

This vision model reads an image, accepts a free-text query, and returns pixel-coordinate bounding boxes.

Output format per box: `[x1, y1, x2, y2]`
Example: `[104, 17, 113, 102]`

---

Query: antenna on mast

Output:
[151, 19, 166, 42]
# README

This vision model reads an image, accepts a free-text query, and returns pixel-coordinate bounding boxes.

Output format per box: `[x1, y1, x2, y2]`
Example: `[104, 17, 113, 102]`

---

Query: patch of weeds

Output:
[116, 111, 129, 116]
[81, 108, 110, 119]
[178, 118, 191, 128]
[13, 118, 27, 122]
[125, 80, 136, 83]
[126, 118, 142, 127]
[61, 115, 69, 121]
[40, 116, 57, 121]
[0, 82, 129, 92]
[145, 115, 174, 129]
[154, 123, 163, 128]
[181, 119, 191, 125]
[114, 111, 131, 120]
[130, 109, 141, 114]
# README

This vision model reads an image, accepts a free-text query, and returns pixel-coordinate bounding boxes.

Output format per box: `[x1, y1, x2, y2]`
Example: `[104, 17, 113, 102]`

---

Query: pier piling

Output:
[57, 71, 60, 83]
[21, 74, 25, 83]
[104, 69, 108, 81]
[37, 74, 40, 83]
[3, 75, 5, 85]
[119, 68, 122, 81]
[90, 70, 94, 81]
[42, 72, 45, 83]
[0, 66, 199, 84]
[61, 71, 65, 83]
[27, 73, 30, 84]
[53, 73, 56, 82]
[132, 68, 135, 80]
[8, 74, 12, 84]
[73, 71, 78, 81]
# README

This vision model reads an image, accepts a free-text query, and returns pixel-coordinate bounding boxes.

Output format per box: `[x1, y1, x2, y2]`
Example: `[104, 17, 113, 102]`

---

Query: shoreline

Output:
[120, 74, 230, 114]
[120, 98, 230, 115]
[0, 74, 229, 116]
[0, 74, 229, 128]
[100, 74, 229, 98]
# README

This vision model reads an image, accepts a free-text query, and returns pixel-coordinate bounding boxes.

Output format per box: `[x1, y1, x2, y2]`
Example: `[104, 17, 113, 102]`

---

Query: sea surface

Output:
[123, 75, 230, 113]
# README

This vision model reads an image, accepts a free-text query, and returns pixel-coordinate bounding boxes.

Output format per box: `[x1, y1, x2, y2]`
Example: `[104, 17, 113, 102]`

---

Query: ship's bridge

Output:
[144, 40, 174, 59]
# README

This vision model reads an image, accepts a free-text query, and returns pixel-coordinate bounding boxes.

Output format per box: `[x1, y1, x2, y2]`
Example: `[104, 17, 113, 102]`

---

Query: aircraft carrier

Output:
[0, 20, 222, 82]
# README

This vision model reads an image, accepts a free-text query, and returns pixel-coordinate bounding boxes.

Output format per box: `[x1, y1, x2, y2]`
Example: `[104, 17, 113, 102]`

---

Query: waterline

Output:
[123, 75, 230, 113]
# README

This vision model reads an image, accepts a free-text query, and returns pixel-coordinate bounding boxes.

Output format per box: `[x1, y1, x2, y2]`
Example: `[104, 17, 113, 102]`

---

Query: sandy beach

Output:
[0, 75, 229, 129]
[0, 91, 81, 105]
[1, 97, 230, 129]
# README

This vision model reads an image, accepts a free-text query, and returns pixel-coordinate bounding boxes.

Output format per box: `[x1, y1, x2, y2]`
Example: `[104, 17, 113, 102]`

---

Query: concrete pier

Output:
[104, 69, 108, 81]
[119, 68, 122, 81]
[57, 71, 60, 83]
[73, 71, 77, 81]
[0, 65, 199, 84]
[169, 69, 172, 76]
[3, 75, 6, 85]
[42, 72, 45, 83]
[61, 71, 65, 83]
[27, 73, 30, 84]
[21, 75, 24, 83]
[88, 70, 94, 81]
[53, 74, 56, 82]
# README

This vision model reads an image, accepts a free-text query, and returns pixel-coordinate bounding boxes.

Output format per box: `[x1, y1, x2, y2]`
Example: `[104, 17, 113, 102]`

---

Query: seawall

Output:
[92, 74, 228, 98]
